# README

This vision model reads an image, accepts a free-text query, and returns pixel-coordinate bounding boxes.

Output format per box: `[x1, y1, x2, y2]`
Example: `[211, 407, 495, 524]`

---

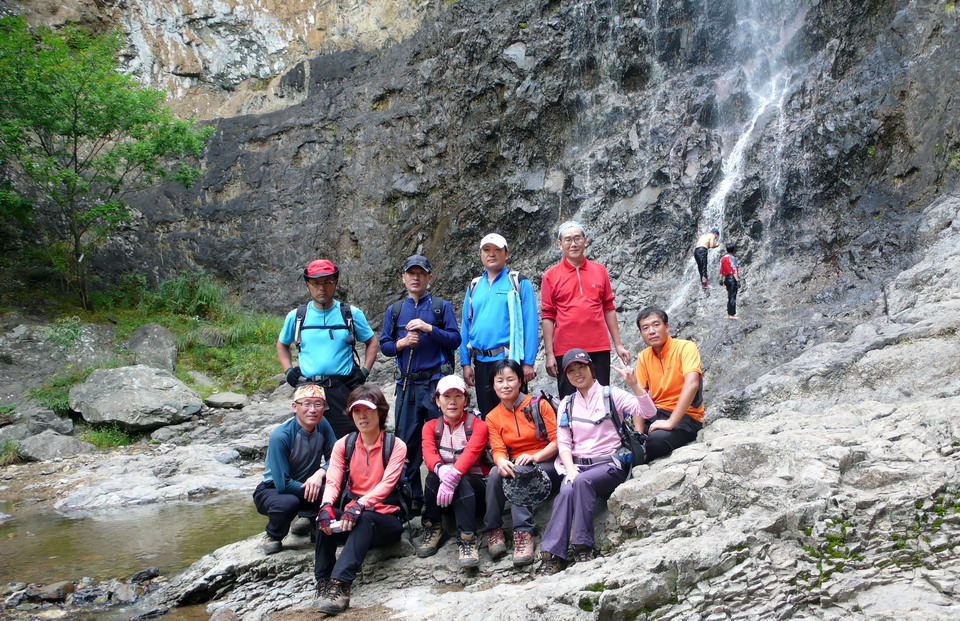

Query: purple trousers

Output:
[540, 461, 626, 559]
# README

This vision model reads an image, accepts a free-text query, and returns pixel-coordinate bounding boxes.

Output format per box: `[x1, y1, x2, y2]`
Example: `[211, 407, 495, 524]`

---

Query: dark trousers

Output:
[394, 379, 440, 503]
[474, 360, 528, 418]
[253, 481, 321, 540]
[724, 275, 739, 316]
[694, 246, 709, 282]
[422, 471, 486, 534]
[555, 350, 611, 399]
[642, 410, 703, 463]
[314, 509, 404, 583]
[323, 380, 357, 439]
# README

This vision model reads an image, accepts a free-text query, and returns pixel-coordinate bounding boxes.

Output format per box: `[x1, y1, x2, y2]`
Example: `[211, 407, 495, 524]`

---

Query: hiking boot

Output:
[485, 528, 507, 559]
[457, 533, 480, 568]
[535, 552, 566, 577]
[512, 531, 535, 567]
[571, 544, 595, 564]
[290, 516, 314, 537]
[314, 579, 351, 615]
[261, 536, 282, 555]
[415, 521, 443, 558]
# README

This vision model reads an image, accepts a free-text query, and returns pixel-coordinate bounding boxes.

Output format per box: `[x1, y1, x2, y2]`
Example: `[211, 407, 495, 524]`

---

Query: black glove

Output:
[341, 500, 364, 528]
[285, 366, 303, 387]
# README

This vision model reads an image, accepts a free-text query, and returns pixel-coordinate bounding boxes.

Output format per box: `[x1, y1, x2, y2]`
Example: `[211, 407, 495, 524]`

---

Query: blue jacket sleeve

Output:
[459, 286, 472, 364]
[431, 300, 462, 351]
[267, 426, 304, 496]
[520, 278, 539, 365]
[379, 304, 399, 358]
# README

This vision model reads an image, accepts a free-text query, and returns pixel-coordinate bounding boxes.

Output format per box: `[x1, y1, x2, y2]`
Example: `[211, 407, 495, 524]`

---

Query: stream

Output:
[0, 494, 262, 586]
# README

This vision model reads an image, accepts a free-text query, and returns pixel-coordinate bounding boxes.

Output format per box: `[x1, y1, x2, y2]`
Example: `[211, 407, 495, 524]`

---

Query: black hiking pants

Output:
[694, 246, 709, 282]
[314, 508, 403, 584]
[642, 410, 703, 463]
[724, 275, 739, 316]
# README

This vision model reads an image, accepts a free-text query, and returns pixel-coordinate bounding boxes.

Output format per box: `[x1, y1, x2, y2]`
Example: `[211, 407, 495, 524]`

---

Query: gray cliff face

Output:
[107, 0, 958, 401]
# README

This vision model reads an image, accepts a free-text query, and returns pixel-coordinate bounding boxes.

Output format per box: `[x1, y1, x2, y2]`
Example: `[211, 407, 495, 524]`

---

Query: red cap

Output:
[304, 259, 338, 279]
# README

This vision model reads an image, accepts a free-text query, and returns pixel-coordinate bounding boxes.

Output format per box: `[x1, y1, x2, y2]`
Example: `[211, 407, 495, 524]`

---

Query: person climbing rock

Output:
[380, 254, 461, 516]
[277, 259, 378, 438]
[719, 243, 740, 319]
[634, 307, 705, 462]
[542, 220, 630, 398]
[694, 228, 721, 289]
[460, 234, 539, 417]
[253, 384, 336, 555]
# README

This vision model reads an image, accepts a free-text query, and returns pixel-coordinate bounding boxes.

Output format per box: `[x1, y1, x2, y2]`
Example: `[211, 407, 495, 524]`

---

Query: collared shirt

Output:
[422, 414, 490, 476]
[278, 300, 374, 377]
[635, 336, 705, 422]
[379, 293, 461, 383]
[540, 257, 616, 356]
[459, 268, 539, 365]
[322, 431, 407, 514]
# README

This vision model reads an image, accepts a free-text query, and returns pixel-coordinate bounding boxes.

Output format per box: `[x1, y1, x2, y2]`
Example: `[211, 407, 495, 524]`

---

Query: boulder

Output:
[69, 365, 202, 431]
[13, 403, 73, 434]
[126, 323, 178, 372]
[0, 422, 31, 444]
[204, 392, 249, 409]
[17, 431, 94, 462]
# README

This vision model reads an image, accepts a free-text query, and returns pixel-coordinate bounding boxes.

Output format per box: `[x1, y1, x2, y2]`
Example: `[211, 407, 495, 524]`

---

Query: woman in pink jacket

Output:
[537, 348, 655, 576]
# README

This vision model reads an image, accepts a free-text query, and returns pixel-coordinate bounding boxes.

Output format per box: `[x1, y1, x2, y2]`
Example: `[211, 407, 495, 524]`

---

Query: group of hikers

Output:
[254, 221, 711, 615]
[693, 229, 741, 319]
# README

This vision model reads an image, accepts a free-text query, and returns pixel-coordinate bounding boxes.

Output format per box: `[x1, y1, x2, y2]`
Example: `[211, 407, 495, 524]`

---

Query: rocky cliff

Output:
[3, 0, 958, 619]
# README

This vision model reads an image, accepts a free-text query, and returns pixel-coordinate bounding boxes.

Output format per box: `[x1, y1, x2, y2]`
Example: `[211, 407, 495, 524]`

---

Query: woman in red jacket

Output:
[416, 374, 489, 568]
[483, 359, 559, 567]
[313, 385, 407, 615]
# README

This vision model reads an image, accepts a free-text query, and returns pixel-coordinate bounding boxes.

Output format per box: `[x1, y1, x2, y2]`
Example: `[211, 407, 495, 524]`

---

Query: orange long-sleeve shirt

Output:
[486, 394, 557, 463]
[322, 432, 407, 514]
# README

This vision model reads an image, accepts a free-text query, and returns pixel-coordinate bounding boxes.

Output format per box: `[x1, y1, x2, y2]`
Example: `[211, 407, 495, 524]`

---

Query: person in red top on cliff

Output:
[313, 385, 407, 615]
[417, 374, 490, 568]
[541, 220, 631, 398]
[719, 243, 740, 319]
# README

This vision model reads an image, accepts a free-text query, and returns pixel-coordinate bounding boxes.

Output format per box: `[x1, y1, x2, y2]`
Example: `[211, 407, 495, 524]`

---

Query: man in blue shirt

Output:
[253, 384, 337, 555]
[460, 233, 539, 416]
[380, 254, 461, 514]
[277, 259, 378, 438]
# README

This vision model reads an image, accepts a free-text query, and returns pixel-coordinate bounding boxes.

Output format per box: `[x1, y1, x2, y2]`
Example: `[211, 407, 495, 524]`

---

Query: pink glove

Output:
[438, 464, 462, 488]
[436, 480, 455, 507]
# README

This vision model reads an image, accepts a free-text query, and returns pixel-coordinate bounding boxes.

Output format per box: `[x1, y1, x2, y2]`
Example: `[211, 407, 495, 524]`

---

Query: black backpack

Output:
[293, 302, 361, 364]
[521, 390, 557, 444]
[388, 296, 455, 373]
[340, 432, 414, 523]
[433, 411, 493, 468]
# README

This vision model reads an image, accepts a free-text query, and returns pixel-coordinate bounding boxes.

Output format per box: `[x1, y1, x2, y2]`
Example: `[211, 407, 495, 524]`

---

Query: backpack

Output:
[560, 387, 646, 468]
[389, 296, 455, 373]
[293, 302, 361, 368]
[341, 431, 414, 523]
[521, 390, 557, 444]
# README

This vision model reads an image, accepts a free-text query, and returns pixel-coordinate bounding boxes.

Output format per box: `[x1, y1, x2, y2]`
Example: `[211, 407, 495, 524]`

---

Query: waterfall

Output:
[668, 0, 807, 314]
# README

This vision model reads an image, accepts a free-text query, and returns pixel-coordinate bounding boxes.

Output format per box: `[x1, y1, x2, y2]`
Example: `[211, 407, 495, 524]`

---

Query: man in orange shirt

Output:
[634, 306, 704, 462]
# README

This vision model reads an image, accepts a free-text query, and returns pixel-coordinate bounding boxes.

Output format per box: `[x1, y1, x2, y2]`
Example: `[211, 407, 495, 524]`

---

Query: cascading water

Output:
[667, 0, 808, 314]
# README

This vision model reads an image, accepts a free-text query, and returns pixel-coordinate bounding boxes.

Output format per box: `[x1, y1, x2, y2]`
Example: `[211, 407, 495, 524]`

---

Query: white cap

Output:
[479, 233, 508, 250]
[436, 375, 467, 395]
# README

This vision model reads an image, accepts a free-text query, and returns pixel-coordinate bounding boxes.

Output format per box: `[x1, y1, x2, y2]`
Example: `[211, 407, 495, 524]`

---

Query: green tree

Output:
[0, 17, 213, 308]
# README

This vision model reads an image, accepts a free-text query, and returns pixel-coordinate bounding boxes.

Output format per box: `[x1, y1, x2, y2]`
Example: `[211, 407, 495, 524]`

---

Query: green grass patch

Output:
[0, 403, 15, 425]
[584, 582, 606, 592]
[80, 423, 136, 449]
[42, 315, 83, 350]
[578, 596, 597, 611]
[25, 366, 95, 412]
[1, 440, 21, 466]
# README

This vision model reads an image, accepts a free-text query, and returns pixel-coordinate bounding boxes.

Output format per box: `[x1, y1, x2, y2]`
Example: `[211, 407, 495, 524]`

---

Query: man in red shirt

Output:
[541, 221, 631, 398]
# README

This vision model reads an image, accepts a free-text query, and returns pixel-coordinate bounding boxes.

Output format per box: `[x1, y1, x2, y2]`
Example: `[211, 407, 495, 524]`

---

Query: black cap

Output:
[402, 254, 432, 273]
[561, 348, 592, 372]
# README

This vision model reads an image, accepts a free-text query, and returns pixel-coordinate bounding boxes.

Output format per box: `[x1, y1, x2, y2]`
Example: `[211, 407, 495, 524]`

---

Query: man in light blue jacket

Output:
[460, 233, 539, 417]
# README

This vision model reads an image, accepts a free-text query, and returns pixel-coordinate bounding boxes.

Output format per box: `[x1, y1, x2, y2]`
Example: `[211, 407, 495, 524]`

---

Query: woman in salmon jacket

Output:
[313, 385, 406, 615]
